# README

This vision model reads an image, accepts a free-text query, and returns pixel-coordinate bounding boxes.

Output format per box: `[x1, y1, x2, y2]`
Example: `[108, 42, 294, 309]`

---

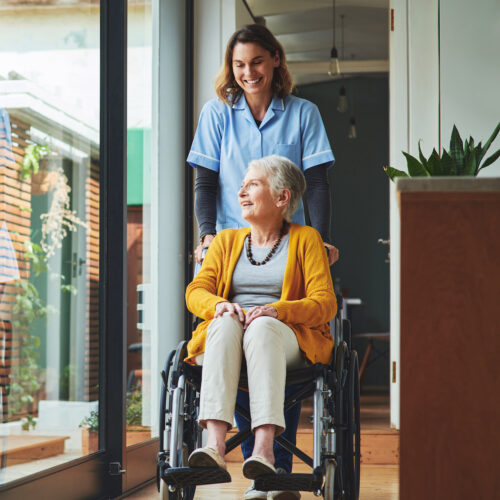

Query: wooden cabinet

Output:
[398, 179, 500, 500]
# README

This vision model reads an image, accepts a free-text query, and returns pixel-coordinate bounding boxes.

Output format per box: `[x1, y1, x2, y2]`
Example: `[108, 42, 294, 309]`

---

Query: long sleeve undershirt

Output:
[194, 164, 331, 243]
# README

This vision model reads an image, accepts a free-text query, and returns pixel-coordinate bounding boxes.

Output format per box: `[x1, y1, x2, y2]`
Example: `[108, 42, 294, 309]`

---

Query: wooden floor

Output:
[125, 462, 398, 499]
[124, 393, 399, 499]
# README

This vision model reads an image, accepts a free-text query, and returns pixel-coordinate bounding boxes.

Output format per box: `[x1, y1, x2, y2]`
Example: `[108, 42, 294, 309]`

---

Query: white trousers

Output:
[197, 313, 306, 432]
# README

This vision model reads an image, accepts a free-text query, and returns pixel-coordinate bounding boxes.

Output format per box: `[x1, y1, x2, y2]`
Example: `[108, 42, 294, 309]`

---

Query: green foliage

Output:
[22, 414, 37, 431]
[8, 332, 41, 418]
[384, 122, 500, 181]
[126, 386, 143, 426]
[19, 144, 50, 180]
[22, 241, 47, 277]
[79, 388, 144, 433]
[79, 409, 99, 432]
[9, 238, 78, 423]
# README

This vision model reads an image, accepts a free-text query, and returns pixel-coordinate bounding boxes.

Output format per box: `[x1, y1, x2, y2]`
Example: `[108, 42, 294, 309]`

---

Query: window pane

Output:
[126, 0, 153, 445]
[0, 0, 100, 483]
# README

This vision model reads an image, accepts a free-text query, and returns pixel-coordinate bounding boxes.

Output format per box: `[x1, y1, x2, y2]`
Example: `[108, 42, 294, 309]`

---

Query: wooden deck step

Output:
[0, 435, 69, 466]
[226, 393, 399, 465]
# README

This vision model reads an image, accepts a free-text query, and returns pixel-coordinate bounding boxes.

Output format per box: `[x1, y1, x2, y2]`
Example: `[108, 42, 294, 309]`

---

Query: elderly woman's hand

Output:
[244, 305, 278, 329]
[214, 301, 245, 323]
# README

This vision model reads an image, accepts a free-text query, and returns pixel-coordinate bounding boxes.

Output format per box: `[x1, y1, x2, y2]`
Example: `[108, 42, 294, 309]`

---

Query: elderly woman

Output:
[185, 155, 336, 483]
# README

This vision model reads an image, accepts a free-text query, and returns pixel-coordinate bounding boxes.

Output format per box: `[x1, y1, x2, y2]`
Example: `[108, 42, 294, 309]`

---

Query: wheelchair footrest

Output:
[162, 466, 231, 487]
[254, 473, 322, 492]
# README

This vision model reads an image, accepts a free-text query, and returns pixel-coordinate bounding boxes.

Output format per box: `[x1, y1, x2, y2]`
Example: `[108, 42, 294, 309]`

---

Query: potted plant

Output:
[125, 386, 151, 445]
[384, 122, 500, 181]
[79, 388, 151, 452]
[79, 409, 99, 454]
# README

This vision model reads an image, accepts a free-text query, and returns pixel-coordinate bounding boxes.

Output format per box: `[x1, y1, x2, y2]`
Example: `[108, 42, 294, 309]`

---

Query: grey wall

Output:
[297, 76, 390, 389]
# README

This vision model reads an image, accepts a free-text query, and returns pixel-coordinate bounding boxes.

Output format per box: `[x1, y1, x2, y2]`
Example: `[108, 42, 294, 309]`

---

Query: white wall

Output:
[389, 0, 439, 429]
[149, 0, 187, 433]
[440, 0, 500, 176]
[193, 0, 253, 117]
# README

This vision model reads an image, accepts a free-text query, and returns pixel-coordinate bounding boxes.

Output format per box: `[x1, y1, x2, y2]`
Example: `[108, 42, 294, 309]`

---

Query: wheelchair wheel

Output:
[159, 349, 176, 453]
[167, 389, 198, 500]
[343, 350, 360, 500]
[158, 344, 199, 500]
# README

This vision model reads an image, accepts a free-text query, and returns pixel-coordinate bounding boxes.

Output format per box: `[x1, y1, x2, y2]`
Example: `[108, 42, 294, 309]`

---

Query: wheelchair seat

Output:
[180, 360, 331, 392]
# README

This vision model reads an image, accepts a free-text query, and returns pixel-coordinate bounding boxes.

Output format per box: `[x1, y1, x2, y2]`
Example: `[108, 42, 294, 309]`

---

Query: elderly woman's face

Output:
[232, 42, 280, 99]
[238, 167, 281, 223]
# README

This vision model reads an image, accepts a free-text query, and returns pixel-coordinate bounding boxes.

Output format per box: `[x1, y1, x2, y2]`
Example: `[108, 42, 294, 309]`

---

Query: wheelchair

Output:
[157, 294, 360, 500]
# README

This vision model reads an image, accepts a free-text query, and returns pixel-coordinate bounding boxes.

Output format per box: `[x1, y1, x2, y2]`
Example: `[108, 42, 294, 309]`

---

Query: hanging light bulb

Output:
[328, 47, 341, 77]
[328, 0, 341, 77]
[348, 117, 357, 140]
[337, 85, 348, 113]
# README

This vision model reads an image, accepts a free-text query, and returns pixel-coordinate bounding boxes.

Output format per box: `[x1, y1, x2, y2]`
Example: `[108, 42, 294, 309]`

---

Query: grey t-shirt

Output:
[229, 234, 289, 310]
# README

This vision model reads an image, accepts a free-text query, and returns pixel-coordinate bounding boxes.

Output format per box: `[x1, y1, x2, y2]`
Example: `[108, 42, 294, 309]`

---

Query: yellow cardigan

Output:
[185, 224, 337, 364]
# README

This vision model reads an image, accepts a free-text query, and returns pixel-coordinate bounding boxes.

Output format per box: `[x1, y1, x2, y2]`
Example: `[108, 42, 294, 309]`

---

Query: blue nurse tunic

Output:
[187, 93, 334, 231]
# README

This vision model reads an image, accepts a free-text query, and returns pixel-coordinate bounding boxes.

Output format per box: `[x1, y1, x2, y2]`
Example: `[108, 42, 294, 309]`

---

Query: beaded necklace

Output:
[246, 222, 287, 266]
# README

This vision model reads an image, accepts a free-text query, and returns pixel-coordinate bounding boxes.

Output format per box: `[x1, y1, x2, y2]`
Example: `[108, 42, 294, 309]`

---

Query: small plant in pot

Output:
[79, 409, 99, 454]
[79, 388, 151, 453]
[125, 386, 151, 445]
[384, 122, 500, 181]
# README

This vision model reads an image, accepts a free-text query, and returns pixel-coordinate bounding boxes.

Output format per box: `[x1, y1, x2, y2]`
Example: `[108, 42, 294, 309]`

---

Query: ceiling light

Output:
[337, 85, 348, 113]
[348, 117, 357, 140]
[328, 0, 341, 77]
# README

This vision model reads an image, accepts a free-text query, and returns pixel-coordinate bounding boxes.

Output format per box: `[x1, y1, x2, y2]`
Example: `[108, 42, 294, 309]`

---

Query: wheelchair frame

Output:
[157, 295, 360, 500]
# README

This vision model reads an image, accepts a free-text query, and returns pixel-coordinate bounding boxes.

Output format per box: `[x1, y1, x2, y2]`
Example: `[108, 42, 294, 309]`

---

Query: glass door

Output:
[0, 0, 126, 497]
[0, 0, 101, 482]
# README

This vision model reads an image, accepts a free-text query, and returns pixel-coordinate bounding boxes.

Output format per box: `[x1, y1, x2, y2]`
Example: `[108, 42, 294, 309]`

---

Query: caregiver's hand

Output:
[195, 234, 215, 264]
[244, 305, 278, 329]
[214, 301, 245, 323]
[324, 242, 339, 266]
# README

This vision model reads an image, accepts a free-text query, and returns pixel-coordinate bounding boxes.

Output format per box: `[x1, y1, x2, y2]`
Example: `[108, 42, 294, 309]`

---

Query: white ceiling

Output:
[246, 0, 389, 85]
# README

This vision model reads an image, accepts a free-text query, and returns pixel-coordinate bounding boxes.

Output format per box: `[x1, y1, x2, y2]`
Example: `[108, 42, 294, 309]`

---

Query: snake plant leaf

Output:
[439, 149, 455, 175]
[449, 125, 465, 174]
[383, 165, 409, 182]
[418, 140, 429, 170]
[462, 147, 477, 176]
[479, 149, 500, 170]
[477, 121, 500, 166]
[468, 138, 475, 161]
[403, 152, 429, 177]
[473, 141, 482, 174]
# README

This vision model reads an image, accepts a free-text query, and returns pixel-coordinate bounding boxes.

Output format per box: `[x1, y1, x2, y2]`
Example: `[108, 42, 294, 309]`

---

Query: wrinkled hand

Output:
[244, 305, 278, 328]
[214, 301, 245, 323]
[324, 242, 339, 266]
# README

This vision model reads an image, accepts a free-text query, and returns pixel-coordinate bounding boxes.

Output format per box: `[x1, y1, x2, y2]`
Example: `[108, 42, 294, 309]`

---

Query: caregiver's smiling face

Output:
[232, 42, 280, 100]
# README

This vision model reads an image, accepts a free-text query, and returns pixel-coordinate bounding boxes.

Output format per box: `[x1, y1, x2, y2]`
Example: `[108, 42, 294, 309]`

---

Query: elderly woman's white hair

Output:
[247, 155, 306, 222]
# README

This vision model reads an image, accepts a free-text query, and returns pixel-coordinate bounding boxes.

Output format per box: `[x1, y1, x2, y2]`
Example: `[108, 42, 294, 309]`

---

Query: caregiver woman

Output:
[187, 24, 336, 500]
[189, 23, 338, 265]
